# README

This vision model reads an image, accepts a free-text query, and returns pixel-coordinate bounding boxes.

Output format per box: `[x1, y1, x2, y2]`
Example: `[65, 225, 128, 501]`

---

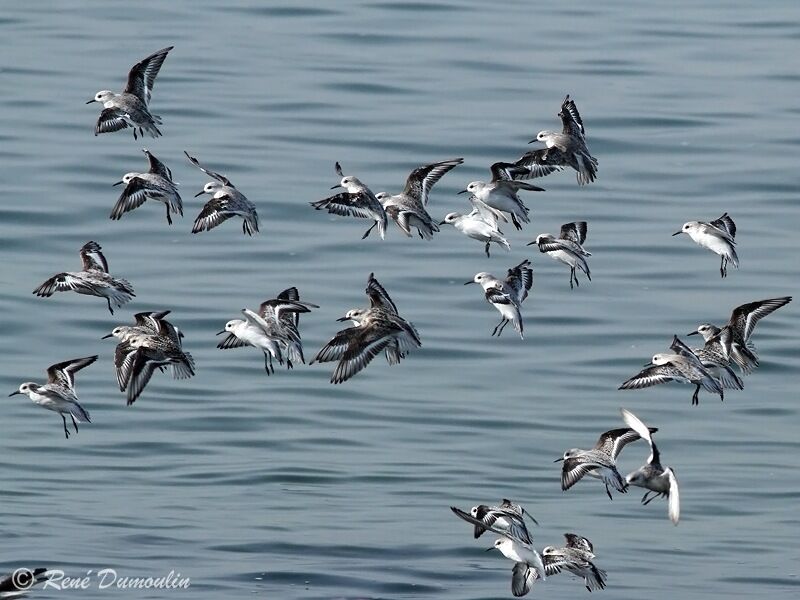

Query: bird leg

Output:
[569, 268, 575, 289]
[642, 492, 660, 505]
[287, 359, 294, 370]
[71, 414, 79, 433]
[106, 298, 114, 314]
[720, 256, 726, 278]
[263, 352, 272, 375]
[484, 242, 491, 258]
[491, 318, 507, 336]
[511, 214, 522, 231]
[497, 319, 510, 336]
[641, 491, 653, 504]
[605, 482, 613, 500]
[61, 414, 70, 439]
[361, 222, 378, 240]
[692, 384, 700, 406]
[166, 205, 173, 225]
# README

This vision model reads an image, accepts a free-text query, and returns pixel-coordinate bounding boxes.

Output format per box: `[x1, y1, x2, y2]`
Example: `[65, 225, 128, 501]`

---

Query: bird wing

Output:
[511, 562, 539, 597]
[403, 158, 463, 205]
[559, 94, 585, 137]
[80, 241, 109, 272]
[46, 355, 98, 389]
[95, 108, 129, 135]
[330, 326, 397, 384]
[114, 341, 137, 390]
[183, 151, 232, 186]
[667, 468, 680, 525]
[110, 177, 150, 220]
[728, 296, 792, 342]
[620, 408, 660, 466]
[619, 364, 681, 391]
[563, 533, 594, 554]
[216, 332, 249, 350]
[709, 212, 736, 239]
[143, 148, 172, 180]
[560, 221, 588, 245]
[449, 507, 531, 547]
[512, 148, 569, 177]
[561, 457, 598, 490]
[365, 273, 398, 314]
[670, 335, 707, 371]
[595, 426, 656, 459]
[126, 350, 159, 405]
[505, 260, 533, 303]
[310, 191, 380, 220]
[124, 46, 173, 105]
[468, 195, 508, 229]
[473, 506, 532, 544]
[311, 326, 356, 364]
[192, 196, 235, 233]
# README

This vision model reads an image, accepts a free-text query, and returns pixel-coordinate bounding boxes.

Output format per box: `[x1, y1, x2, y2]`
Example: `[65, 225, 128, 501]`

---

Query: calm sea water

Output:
[1, 1, 798, 598]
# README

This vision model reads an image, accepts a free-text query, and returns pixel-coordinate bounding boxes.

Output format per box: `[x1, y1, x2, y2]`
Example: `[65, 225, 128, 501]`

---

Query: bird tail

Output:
[70, 402, 91, 423]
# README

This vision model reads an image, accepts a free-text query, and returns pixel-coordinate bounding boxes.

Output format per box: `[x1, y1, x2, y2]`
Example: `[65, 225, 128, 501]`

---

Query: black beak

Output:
[86, 98, 97, 104]
[216, 330, 226, 336]
[112, 180, 124, 186]
[457, 189, 467, 195]
[438, 221, 446, 226]
[9, 391, 21, 397]
[553, 457, 564, 463]
[330, 184, 342, 190]
[335, 316, 349, 322]
[526, 241, 536, 246]
[485, 547, 497, 552]
[528, 138, 537, 144]
[464, 280, 475, 285]
[672, 231, 683, 236]
[194, 190, 206, 198]
[101, 333, 114, 339]
[643, 361, 653, 367]
[687, 330, 699, 336]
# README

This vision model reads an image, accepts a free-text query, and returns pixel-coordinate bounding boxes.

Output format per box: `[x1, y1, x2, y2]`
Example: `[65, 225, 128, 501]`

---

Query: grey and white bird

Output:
[0, 567, 50, 596]
[540, 533, 607, 592]
[184, 151, 259, 235]
[111, 148, 182, 225]
[310, 162, 387, 240]
[217, 287, 318, 374]
[465, 260, 533, 338]
[528, 221, 591, 289]
[465, 499, 540, 542]
[10, 356, 96, 439]
[311, 273, 420, 383]
[556, 424, 654, 499]
[620, 408, 680, 525]
[33, 241, 135, 314]
[375, 158, 463, 239]
[459, 162, 544, 230]
[107, 312, 194, 405]
[440, 197, 511, 257]
[619, 336, 724, 406]
[451, 505, 547, 593]
[687, 296, 792, 374]
[102, 311, 174, 391]
[525, 95, 598, 185]
[673, 213, 738, 278]
[87, 46, 173, 139]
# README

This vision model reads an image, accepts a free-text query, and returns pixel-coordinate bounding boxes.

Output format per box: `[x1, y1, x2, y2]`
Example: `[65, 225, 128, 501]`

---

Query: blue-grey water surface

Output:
[1, 1, 798, 598]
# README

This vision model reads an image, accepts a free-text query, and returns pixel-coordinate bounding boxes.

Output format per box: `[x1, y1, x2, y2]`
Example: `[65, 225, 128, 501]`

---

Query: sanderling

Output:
[451, 505, 547, 590]
[528, 221, 591, 289]
[87, 46, 173, 139]
[106, 312, 194, 405]
[10, 356, 96, 439]
[540, 533, 606, 592]
[33, 241, 135, 314]
[111, 148, 182, 225]
[467, 499, 539, 542]
[556, 424, 654, 499]
[0, 567, 50, 595]
[459, 162, 544, 230]
[673, 212, 738, 277]
[465, 260, 533, 338]
[311, 273, 420, 383]
[375, 158, 463, 239]
[217, 287, 318, 374]
[525, 95, 598, 185]
[619, 336, 724, 406]
[184, 151, 259, 235]
[621, 408, 680, 525]
[440, 196, 511, 257]
[688, 296, 792, 374]
[489, 156, 564, 182]
[310, 162, 387, 239]
[103, 311, 175, 391]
